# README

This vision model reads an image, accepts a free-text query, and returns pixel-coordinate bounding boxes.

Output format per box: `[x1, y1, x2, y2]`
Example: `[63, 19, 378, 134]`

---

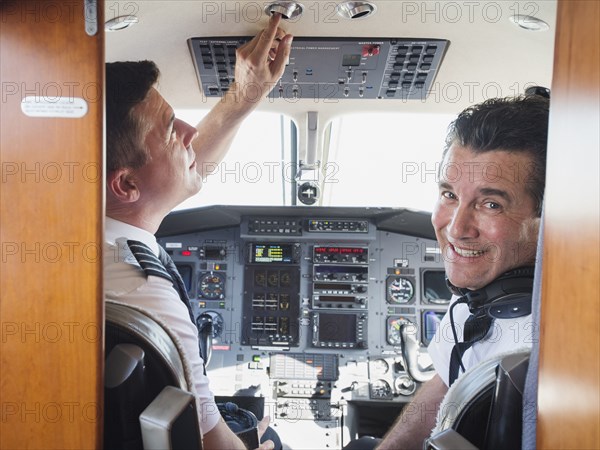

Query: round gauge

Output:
[386, 276, 415, 304]
[197, 310, 224, 339]
[199, 272, 225, 299]
[387, 316, 414, 346]
[394, 375, 417, 396]
[280, 271, 291, 287]
[370, 379, 392, 399]
[254, 271, 266, 287]
[267, 271, 279, 287]
[371, 358, 389, 375]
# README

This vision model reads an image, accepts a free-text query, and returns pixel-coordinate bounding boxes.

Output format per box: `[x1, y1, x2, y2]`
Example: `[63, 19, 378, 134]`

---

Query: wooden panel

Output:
[0, 1, 104, 448]
[538, 0, 600, 448]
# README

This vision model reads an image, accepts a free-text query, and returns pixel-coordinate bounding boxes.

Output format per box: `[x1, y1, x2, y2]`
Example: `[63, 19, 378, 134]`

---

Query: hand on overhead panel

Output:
[230, 13, 293, 108]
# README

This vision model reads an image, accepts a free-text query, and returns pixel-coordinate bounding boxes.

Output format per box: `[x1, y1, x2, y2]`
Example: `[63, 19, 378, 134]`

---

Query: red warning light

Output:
[362, 44, 380, 57]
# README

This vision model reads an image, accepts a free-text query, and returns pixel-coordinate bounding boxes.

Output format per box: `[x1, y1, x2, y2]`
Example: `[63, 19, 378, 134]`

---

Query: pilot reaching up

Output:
[347, 94, 549, 450]
[104, 14, 292, 450]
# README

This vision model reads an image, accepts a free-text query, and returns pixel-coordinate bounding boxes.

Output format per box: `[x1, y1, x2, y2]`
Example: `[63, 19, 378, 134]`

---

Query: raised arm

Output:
[192, 13, 293, 178]
[376, 374, 448, 450]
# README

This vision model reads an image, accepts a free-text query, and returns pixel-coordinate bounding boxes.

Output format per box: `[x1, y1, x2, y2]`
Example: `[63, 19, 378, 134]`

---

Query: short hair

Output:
[106, 60, 160, 172]
[442, 95, 550, 216]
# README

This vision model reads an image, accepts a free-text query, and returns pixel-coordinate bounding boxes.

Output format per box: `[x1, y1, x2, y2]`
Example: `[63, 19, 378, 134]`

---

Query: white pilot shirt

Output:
[104, 217, 221, 434]
[427, 295, 535, 386]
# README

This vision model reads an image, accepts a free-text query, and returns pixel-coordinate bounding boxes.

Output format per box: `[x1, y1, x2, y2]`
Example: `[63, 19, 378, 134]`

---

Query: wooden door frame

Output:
[537, 0, 600, 448]
[0, 1, 104, 448]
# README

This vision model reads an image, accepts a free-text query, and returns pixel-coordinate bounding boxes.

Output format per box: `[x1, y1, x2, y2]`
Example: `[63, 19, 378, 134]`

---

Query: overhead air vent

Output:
[509, 15, 549, 31]
[336, 1, 377, 20]
[264, 1, 304, 20]
[104, 15, 138, 32]
[188, 37, 449, 100]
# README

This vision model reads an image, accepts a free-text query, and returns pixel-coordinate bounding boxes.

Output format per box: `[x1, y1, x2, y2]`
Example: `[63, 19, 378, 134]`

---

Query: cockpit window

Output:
[174, 110, 454, 212]
[174, 111, 294, 210]
[322, 113, 455, 211]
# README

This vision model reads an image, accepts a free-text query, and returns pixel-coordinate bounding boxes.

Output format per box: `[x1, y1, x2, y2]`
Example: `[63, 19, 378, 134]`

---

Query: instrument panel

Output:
[157, 207, 452, 448]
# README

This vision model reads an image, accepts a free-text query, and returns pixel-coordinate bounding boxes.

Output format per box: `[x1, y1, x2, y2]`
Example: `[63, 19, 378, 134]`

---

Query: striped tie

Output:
[126, 239, 195, 323]
[127, 239, 209, 373]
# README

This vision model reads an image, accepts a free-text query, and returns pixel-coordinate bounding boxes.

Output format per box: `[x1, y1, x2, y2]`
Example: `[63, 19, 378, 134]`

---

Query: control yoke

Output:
[197, 313, 214, 367]
[400, 323, 436, 383]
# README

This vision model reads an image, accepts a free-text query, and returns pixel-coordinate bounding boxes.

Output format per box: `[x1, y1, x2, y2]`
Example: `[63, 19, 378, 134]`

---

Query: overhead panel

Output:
[188, 37, 449, 100]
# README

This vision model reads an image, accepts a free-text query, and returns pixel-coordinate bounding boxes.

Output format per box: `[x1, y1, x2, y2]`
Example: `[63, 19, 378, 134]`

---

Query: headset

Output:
[446, 267, 535, 378]
[447, 266, 535, 319]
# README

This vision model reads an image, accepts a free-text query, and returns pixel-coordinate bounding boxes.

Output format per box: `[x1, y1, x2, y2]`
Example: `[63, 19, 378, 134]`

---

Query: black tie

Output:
[126, 239, 195, 323]
[448, 309, 493, 386]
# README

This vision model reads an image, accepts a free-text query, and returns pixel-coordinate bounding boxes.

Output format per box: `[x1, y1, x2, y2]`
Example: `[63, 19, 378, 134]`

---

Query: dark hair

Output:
[442, 95, 549, 216]
[106, 60, 160, 172]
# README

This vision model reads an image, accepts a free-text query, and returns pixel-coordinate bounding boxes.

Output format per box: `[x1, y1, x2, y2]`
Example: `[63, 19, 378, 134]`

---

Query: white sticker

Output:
[165, 242, 183, 249]
[21, 96, 88, 118]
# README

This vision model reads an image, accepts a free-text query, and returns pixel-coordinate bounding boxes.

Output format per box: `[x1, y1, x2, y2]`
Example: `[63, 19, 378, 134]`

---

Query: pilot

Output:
[104, 14, 292, 450]
[348, 94, 549, 450]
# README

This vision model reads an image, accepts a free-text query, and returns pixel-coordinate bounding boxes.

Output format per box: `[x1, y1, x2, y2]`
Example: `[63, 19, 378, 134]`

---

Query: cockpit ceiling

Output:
[105, 1, 557, 115]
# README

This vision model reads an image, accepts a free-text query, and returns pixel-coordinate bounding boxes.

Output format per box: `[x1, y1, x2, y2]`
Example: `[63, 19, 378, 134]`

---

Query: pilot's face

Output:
[133, 88, 201, 211]
[431, 144, 540, 291]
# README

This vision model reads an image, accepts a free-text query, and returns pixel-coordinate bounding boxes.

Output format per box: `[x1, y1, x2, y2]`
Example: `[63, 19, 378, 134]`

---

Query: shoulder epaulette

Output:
[126, 239, 173, 283]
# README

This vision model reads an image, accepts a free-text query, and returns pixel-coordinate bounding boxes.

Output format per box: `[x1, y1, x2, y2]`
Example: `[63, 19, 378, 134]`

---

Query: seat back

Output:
[522, 215, 544, 450]
[426, 350, 530, 450]
[104, 301, 200, 450]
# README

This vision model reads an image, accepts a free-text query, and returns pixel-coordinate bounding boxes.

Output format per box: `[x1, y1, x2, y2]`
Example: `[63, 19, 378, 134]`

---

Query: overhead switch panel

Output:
[188, 37, 449, 100]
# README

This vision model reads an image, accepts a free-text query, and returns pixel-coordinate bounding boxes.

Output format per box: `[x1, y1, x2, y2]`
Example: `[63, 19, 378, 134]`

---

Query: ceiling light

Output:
[264, 2, 304, 20]
[336, 1, 377, 20]
[104, 15, 138, 32]
[509, 15, 549, 31]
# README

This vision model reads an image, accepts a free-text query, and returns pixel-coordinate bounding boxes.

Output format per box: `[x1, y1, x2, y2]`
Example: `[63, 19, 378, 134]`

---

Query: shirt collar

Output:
[105, 217, 160, 256]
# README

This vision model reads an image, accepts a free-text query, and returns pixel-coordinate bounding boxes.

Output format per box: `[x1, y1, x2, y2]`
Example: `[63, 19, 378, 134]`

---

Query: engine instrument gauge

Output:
[386, 276, 415, 304]
[387, 316, 415, 346]
[199, 272, 225, 299]
[371, 358, 390, 375]
[370, 379, 393, 399]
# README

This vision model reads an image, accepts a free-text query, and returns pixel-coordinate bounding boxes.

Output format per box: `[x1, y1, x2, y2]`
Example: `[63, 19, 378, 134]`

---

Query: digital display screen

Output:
[318, 313, 357, 343]
[174, 264, 193, 292]
[317, 295, 356, 303]
[314, 246, 367, 255]
[422, 311, 445, 345]
[203, 246, 225, 260]
[250, 243, 295, 264]
[342, 54, 361, 66]
[314, 283, 353, 291]
[422, 269, 453, 304]
[314, 265, 367, 276]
